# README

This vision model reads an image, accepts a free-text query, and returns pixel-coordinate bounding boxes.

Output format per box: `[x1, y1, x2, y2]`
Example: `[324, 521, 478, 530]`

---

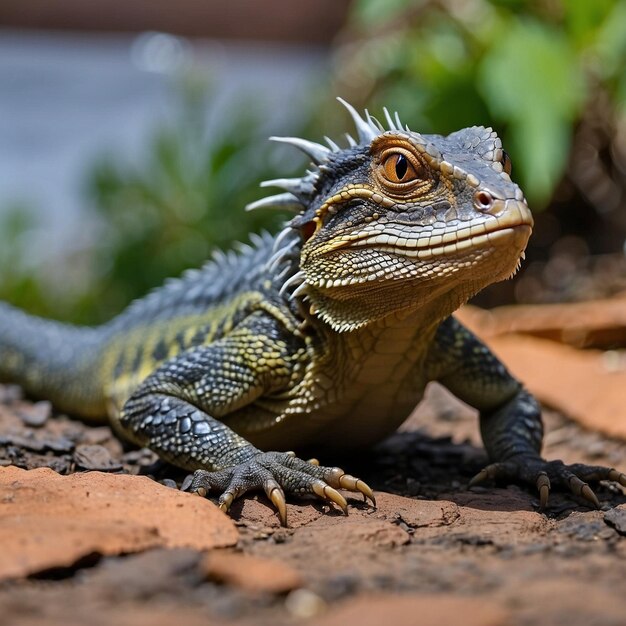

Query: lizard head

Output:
[248, 99, 533, 332]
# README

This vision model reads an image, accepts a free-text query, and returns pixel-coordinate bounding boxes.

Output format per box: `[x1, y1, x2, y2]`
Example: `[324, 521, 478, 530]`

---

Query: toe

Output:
[468, 462, 508, 487]
[218, 490, 236, 513]
[564, 473, 600, 508]
[608, 469, 626, 487]
[325, 468, 376, 505]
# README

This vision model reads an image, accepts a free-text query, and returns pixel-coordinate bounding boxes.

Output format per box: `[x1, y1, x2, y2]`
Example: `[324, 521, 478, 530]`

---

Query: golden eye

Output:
[382, 153, 418, 184]
[501, 150, 512, 175]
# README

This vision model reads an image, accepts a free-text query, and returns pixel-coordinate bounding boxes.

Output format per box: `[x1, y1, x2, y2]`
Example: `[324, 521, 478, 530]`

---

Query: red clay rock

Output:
[458, 294, 626, 349]
[374, 492, 460, 528]
[310, 594, 508, 626]
[501, 579, 626, 626]
[307, 510, 411, 547]
[0, 466, 238, 579]
[447, 491, 550, 544]
[202, 550, 303, 593]
[370, 490, 549, 547]
[235, 490, 456, 535]
[233, 495, 329, 529]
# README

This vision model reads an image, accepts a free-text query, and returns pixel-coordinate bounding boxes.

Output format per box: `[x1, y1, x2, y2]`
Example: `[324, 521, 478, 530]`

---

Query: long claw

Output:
[566, 474, 600, 508]
[265, 481, 288, 526]
[357, 480, 376, 507]
[581, 484, 600, 508]
[608, 469, 626, 487]
[218, 492, 234, 514]
[536, 473, 550, 509]
[194, 486, 208, 498]
[466, 456, 624, 512]
[469, 468, 489, 488]
[339, 474, 376, 506]
[312, 480, 348, 514]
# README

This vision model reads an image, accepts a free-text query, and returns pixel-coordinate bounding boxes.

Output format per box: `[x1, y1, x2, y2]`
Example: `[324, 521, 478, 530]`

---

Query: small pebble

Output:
[17, 401, 52, 427]
[285, 589, 326, 618]
[73, 444, 123, 471]
[0, 385, 23, 404]
[604, 507, 626, 536]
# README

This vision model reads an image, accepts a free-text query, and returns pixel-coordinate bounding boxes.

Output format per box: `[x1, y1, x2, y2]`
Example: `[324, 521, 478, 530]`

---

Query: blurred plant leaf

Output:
[84, 82, 297, 322]
[479, 20, 584, 202]
[0, 82, 303, 325]
[351, 0, 418, 27]
[335, 0, 626, 208]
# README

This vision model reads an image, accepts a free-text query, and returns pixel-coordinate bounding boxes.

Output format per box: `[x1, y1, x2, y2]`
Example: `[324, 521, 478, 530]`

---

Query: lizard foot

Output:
[469, 456, 626, 509]
[181, 451, 375, 526]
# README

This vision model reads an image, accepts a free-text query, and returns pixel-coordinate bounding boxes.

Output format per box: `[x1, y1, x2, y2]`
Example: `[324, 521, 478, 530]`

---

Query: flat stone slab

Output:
[0, 466, 238, 579]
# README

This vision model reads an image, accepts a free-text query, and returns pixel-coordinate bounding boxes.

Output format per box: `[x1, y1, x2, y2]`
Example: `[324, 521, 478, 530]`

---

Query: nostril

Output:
[473, 190, 494, 212]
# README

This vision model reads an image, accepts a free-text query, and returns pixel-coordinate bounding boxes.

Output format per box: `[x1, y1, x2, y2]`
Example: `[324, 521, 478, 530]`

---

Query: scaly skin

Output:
[0, 99, 624, 525]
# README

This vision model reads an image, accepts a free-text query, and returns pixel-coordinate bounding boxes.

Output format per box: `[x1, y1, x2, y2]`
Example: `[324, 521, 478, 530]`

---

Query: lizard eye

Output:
[501, 150, 512, 175]
[382, 153, 419, 184]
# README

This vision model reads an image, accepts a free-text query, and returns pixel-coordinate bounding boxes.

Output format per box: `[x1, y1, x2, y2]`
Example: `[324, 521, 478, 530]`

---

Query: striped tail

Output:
[0, 302, 107, 419]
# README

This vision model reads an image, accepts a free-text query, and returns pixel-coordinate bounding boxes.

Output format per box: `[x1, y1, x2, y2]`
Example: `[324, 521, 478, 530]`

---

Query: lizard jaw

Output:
[346, 224, 531, 264]
[325, 197, 533, 258]
[301, 199, 532, 291]
[296, 202, 532, 331]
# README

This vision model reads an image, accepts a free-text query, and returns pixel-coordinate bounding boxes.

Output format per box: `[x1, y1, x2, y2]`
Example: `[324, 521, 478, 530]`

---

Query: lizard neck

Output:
[315, 299, 445, 376]
[312, 284, 469, 356]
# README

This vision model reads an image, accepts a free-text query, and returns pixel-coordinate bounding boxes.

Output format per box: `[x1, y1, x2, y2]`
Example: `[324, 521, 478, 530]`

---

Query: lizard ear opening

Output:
[501, 150, 512, 175]
[300, 220, 318, 243]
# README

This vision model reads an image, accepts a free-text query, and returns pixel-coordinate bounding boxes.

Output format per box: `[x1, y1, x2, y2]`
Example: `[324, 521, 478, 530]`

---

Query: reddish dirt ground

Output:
[2, 296, 626, 625]
[1, 373, 625, 626]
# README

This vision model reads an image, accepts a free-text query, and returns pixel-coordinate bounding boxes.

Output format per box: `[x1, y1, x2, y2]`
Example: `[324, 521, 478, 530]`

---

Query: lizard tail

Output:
[0, 302, 107, 419]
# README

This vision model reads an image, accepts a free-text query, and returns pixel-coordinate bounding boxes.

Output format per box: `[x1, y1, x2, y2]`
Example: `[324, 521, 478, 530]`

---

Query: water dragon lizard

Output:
[1, 99, 624, 525]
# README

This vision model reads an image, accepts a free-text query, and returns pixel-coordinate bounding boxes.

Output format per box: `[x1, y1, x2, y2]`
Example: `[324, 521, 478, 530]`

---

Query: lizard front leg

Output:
[116, 314, 373, 525]
[428, 317, 626, 508]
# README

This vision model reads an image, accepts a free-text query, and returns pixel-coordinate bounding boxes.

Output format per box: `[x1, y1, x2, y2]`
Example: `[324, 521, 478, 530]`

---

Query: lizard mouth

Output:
[332, 202, 533, 261]
[350, 224, 532, 260]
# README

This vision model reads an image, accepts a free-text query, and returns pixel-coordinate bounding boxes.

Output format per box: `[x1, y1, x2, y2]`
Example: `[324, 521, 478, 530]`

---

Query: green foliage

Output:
[342, 0, 626, 206]
[84, 83, 292, 323]
[479, 20, 583, 200]
[0, 205, 51, 314]
[0, 81, 299, 325]
[3, 4, 625, 322]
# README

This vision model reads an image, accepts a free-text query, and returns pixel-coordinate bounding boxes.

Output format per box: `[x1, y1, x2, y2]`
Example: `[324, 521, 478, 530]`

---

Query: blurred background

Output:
[1, 0, 625, 325]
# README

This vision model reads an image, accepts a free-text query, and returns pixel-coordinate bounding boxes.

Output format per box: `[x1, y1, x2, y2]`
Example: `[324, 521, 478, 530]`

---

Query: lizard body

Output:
[1, 99, 624, 524]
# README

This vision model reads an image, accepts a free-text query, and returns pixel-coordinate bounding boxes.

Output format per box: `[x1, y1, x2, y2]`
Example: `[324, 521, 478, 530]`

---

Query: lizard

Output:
[0, 98, 624, 526]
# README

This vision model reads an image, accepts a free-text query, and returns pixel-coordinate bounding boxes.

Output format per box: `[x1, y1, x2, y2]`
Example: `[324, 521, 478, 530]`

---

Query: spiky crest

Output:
[245, 99, 410, 301]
